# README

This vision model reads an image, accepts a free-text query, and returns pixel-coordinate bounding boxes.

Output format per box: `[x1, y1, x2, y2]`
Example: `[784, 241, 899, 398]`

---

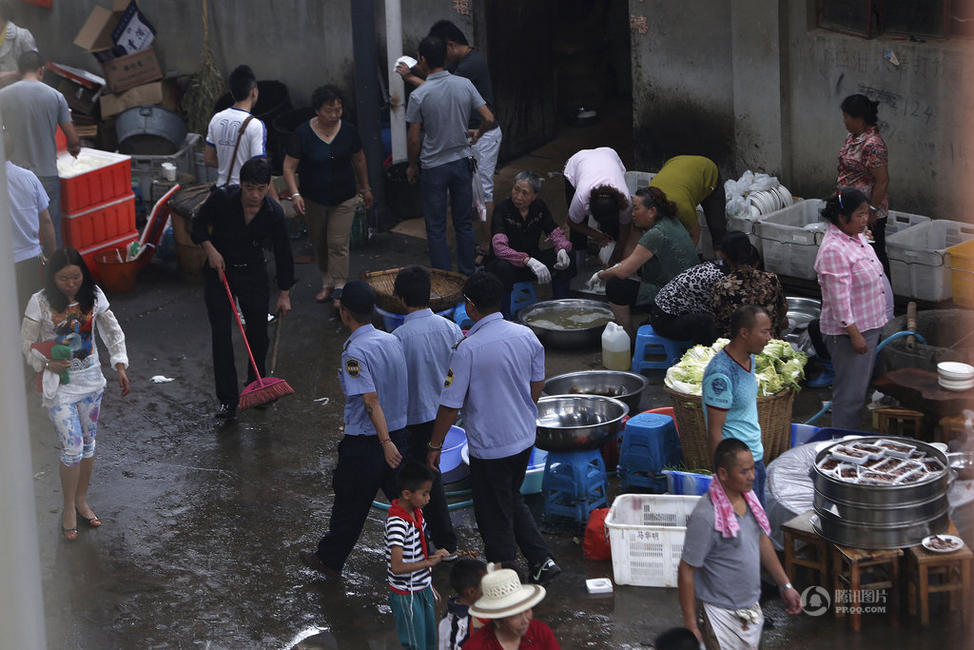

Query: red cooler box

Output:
[62, 193, 136, 250]
[57, 148, 132, 215]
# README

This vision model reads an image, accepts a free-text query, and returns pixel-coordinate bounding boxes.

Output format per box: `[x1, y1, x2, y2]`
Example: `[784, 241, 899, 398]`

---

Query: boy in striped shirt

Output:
[386, 461, 450, 649]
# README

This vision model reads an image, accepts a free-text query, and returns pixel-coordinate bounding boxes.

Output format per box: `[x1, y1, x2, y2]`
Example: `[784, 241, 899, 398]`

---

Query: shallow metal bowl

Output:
[786, 296, 821, 333]
[948, 451, 974, 481]
[535, 395, 629, 452]
[543, 370, 648, 414]
[519, 299, 614, 348]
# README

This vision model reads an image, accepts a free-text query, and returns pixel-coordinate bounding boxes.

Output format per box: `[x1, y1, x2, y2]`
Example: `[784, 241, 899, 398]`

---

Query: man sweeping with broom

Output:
[193, 158, 294, 420]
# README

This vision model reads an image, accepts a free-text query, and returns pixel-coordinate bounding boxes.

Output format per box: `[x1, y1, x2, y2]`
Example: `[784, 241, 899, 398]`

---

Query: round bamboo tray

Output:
[664, 386, 796, 469]
[362, 268, 466, 315]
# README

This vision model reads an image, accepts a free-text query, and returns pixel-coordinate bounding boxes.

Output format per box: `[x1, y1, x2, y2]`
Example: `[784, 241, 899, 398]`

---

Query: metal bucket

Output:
[812, 436, 953, 548]
[117, 106, 188, 155]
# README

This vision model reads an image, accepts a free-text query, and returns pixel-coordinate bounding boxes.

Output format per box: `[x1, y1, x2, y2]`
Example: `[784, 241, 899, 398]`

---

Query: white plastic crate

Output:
[755, 200, 826, 279]
[887, 219, 974, 302]
[624, 170, 713, 258]
[605, 493, 700, 587]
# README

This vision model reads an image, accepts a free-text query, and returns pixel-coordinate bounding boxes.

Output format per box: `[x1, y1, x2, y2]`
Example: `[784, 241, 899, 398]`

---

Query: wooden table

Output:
[873, 368, 974, 421]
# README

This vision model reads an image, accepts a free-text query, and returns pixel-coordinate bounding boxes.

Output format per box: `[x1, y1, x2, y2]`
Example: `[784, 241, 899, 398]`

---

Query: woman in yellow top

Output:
[649, 155, 725, 247]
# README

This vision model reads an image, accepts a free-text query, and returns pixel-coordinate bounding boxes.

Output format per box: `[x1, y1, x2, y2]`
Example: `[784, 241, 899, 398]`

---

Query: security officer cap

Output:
[340, 280, 375, 313]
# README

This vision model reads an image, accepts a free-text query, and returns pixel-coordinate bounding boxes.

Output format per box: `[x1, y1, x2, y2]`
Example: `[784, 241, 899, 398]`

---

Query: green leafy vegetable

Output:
[664, 338, 808, 396]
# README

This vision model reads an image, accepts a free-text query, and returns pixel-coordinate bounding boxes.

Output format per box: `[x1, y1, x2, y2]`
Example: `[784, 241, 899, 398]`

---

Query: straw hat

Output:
[468, 563, 546, 619]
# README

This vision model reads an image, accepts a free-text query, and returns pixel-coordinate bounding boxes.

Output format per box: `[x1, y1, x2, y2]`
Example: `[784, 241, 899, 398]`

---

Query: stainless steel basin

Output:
[543, 370, 647, 414]
[519, 299, 614, 348]
[535, 395, 629, 452]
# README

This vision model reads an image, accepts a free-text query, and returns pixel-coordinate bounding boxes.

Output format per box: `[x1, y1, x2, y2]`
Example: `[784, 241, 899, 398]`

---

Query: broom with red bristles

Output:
[220, 270, 294, 410]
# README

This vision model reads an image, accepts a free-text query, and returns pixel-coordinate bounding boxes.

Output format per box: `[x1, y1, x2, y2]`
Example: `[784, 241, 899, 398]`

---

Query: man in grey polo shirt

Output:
[405, 35, 495, 276]
[426, 271, 560, 584]
[678, 438, 800, 649]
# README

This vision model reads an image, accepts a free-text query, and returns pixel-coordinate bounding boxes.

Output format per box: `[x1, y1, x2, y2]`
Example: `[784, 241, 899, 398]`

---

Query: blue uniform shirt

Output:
[439, 312, 545, 460]
[392, 308, 463, 426]
[701, 349, 763, 461]
[340, 324, 408, 436]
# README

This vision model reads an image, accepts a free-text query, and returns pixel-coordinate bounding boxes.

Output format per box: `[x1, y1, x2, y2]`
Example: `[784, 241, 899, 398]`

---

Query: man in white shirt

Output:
[6, 130, 54, 310]
[204, 65, 272, 191]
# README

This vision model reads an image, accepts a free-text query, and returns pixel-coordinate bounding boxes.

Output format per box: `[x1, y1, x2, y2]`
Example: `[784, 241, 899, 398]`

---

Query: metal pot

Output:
[535, 395, 629, 452]
[543, 370, 647, 415]
[812, 436, 953, 548]
[519, 299, 614, 348]
[948, 451, 974, 481]
[117, 106, 188, 155]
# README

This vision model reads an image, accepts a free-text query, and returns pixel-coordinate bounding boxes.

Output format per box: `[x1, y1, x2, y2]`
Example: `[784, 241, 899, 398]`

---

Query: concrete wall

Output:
[13, 0, 472, 109]
[629, 0, 974, 219]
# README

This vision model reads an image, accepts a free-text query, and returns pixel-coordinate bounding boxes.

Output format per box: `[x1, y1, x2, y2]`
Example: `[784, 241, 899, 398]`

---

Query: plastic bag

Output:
[583, 507, 612, 561]
[724, 170, 781, 218]
[471, 160, 487, 222]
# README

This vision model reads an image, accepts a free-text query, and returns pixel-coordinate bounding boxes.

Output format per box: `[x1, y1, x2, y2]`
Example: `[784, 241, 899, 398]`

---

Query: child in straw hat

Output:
[463, 563, 560, 649]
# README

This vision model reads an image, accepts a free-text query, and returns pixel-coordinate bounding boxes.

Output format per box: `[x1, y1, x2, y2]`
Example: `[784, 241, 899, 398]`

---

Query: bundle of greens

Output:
[664, 338, 807, 397]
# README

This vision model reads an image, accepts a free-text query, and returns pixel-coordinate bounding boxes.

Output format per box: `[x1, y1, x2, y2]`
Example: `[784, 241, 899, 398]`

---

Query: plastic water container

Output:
[602, 322, 631, 370]
[661, 469, 713, 495]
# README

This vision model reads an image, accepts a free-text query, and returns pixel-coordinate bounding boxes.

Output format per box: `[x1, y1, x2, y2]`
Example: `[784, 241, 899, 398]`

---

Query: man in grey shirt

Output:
[0, 50, 80, 247]
[678, 438, 800, 649]
[405, 35, 494, 276]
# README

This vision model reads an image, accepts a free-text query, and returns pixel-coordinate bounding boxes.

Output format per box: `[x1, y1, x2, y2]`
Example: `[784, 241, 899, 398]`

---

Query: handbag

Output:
[222, 114, 255, 187]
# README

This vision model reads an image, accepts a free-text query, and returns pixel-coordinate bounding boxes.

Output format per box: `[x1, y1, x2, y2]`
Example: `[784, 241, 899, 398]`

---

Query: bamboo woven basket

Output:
[664, 386, 796, 468]
[362, 268, 466, 314]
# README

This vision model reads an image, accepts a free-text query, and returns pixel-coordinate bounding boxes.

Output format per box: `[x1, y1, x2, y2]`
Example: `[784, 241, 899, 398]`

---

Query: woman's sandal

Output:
[62, 527, 78, 541]
[76, 508, 102, 528]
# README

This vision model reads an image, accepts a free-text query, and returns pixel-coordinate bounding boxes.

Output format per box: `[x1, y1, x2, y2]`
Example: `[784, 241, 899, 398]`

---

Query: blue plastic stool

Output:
[377, 304, 457, 332]
[631, 324, 693, 373]
[453, 302, 474, 330]
[508, 281, 538, 319]
[617, 412, 682, 493]
[542, 449, 608, 523]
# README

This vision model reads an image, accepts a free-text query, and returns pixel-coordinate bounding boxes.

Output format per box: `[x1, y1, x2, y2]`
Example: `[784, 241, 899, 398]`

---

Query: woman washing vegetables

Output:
[21, 248, 129, 541]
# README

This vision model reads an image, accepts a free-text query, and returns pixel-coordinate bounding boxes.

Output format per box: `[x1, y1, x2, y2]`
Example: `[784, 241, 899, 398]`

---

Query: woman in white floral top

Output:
[21, 248, 129, 541]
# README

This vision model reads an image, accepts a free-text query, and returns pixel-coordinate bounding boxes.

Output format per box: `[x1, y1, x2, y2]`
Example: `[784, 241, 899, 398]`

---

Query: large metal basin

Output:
[535, 395, 629, 452]
[785, 296, 821, 333]
[812, 436, 953, 548]
[543, 370, 647, 414]
[519, 299, 614, 348]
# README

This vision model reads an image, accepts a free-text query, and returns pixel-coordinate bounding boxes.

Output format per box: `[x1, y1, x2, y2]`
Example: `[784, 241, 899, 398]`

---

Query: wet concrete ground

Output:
[29, 109, 973, 647]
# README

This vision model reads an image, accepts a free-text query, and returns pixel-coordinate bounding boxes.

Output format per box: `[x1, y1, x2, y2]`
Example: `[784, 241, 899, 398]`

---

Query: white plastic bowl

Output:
[937, 362, 974, 381]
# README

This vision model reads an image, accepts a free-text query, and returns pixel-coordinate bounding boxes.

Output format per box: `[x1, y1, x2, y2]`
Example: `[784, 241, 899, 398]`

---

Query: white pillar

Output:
[385, 0, 407, 163]
[0, 120, 47, 648]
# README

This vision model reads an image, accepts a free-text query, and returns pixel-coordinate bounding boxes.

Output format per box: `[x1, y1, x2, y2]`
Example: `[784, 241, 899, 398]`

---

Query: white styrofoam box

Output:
[886, 219, 974, 302]
[624, 170, 712, 258]
[755, 199, 827, 280]
[605, 493, 700, 587]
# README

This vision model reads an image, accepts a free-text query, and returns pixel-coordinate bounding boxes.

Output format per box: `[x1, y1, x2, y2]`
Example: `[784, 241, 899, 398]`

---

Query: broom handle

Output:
[270, 310, 283, 375]
[220, 270, 263, 382]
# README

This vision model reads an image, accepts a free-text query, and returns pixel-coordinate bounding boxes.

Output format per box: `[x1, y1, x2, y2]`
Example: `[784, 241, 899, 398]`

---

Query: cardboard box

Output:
[100, 47, 162, 93]
[74, 0, 129, 53]
[99, 80, 162, 118]
[44, 62, 105, 116]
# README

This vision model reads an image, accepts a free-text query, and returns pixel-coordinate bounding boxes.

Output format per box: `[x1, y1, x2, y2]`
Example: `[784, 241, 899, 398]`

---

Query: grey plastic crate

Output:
[887, 219, 974, 302]
[755, 200, 827, 280]
[129, 133, 201, 193]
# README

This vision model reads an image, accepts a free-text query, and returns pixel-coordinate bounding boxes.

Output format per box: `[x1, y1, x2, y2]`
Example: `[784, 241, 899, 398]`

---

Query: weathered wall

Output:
[629, 0, 974, 219]
[13, 0, 472, 109]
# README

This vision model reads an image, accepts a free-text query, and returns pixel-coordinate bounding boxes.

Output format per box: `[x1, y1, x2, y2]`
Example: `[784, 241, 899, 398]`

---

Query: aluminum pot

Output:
[812, 436, 953, 548]
[535, 395, 629, 452]
[543, 370, 647, 415]
[519, 299, 614, 348]
[117, 106, 188, 155]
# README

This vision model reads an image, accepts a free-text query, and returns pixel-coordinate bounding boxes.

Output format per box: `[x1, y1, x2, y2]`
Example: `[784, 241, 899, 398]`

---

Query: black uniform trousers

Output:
[315, 429, 409, 571]
[203, 263, 270, 406]
[406, 421, 457, 552]
[468, 446, 550, 568]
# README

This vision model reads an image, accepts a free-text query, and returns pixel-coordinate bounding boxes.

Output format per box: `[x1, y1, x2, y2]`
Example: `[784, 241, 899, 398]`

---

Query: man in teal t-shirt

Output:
[702, 305, 772, 504]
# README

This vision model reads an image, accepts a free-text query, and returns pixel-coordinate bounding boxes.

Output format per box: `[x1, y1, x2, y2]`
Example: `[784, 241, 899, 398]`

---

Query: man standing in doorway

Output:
[427, 271, 560, 584]
[701, 305, 772, 504]
[405, 35, 495, 276]
[399, 20, 501, 265]
[191, 158, 293, 420]
[0, 50, 80, 247]
[204, 64, 272, 190]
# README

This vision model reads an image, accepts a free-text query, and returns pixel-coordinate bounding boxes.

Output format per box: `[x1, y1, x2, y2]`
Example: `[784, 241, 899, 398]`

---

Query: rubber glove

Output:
[554, 249, 571, 271]
[585, 270, 604, 291]
[526, 257, 551, 284]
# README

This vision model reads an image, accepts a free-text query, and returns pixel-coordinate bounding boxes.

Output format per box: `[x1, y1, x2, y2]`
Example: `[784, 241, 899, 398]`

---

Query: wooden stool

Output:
[831, 543, 902, 632]
[906, 525, 973, 626]
[938, 414, 970, 443]
[782, 510, 830, 589]
[875, 406, 925, 438]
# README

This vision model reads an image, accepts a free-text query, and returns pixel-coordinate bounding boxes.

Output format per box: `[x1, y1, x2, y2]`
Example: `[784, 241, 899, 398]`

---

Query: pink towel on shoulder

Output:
[708, 475, 771, 539]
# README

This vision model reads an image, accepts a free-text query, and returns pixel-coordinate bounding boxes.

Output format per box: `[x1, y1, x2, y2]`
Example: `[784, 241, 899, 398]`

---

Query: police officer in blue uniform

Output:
[427, 271, 561, 584]
[299, 281, 409, 575]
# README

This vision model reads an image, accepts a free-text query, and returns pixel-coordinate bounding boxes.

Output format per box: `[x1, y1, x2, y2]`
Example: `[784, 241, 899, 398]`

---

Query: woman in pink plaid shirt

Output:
[813, 188, 892, 430]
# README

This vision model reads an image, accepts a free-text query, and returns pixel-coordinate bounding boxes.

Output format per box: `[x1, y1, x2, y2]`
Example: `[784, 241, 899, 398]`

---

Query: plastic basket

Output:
[130, 133, 201, 194]
[887, 219, 974, 302]
[662, 470, 713, 495]
[948, 239, 974, 308]
[755, 200, 827, 280]
[605, 493, 700, 587]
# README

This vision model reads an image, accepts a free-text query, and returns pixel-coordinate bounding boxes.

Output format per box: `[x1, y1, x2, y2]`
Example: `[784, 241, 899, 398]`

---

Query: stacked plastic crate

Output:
[57, 148, 137, 280]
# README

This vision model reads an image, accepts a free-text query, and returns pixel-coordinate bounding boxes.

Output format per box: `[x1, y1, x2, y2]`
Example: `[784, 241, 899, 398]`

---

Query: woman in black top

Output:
[484, 171, 575, 312]
[283, 85, 372, 303]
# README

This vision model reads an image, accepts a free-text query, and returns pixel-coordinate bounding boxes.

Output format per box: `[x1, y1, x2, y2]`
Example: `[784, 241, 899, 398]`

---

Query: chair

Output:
[631, 324, 692, 373]
[508, 281, 538, 319]
[542, 449, 608, 524]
